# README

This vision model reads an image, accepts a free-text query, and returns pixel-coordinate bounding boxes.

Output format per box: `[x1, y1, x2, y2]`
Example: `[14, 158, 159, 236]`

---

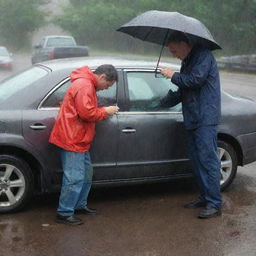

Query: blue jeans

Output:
[57, 150, 93, 216]
[187, 125, 222, 209]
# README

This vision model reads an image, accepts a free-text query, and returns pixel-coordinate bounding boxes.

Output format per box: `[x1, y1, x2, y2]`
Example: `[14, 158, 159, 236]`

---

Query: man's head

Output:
[167, 32, 193, 60]
[94, 64, 118, 91]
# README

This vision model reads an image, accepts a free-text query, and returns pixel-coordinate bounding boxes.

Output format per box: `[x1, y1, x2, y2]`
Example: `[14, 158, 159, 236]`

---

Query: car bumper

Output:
[237, 131, 256, 165]
[0, 63, 12, 69]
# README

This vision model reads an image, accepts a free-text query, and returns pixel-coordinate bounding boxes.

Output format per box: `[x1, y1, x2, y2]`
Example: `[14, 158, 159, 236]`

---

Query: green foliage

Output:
[0, 0, 45, 50]
[191, 0, 256, 54]
[54, 1, 135, 49]
[54, 0, 256, 55]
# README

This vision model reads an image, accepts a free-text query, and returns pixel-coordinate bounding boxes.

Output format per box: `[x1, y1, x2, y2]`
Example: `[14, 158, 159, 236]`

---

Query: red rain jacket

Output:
[49, 66, 108, 152]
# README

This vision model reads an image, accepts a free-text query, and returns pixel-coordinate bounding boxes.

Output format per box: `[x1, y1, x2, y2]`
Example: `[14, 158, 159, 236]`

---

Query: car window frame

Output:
[122, 69, 182, 114]
[38, 77, 70, 110]
[38, 74, 119, 110]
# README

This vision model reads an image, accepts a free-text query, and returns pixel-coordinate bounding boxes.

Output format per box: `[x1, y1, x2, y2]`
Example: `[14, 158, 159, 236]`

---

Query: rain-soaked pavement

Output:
[0, 55, 256, 256]
[1, 167, 256, 256]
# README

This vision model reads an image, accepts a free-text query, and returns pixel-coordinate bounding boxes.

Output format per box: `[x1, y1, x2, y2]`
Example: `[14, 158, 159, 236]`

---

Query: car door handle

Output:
[30, 123, 47, 130]
[122, 128, 136, 133]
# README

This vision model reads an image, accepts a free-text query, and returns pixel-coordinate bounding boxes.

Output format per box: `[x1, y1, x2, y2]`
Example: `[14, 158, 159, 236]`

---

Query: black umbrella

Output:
[117, 10, 221, 70]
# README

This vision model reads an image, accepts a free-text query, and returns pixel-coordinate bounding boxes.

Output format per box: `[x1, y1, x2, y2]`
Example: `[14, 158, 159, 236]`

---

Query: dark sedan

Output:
[1, 57, 256, 213]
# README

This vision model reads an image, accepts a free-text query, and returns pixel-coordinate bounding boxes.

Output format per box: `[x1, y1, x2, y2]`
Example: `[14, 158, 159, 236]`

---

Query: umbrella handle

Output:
[155, 30, 170, 77]
[155, 44, 165, 76]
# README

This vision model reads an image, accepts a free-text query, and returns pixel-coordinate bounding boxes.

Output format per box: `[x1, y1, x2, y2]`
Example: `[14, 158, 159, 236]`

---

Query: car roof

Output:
[44, 35, 74, 38]
[38, 56, 181, 71]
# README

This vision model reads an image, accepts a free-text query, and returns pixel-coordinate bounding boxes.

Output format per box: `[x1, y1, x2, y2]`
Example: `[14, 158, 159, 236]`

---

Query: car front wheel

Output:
[0, 155, 33, 213]
[218, 140, 237, 191]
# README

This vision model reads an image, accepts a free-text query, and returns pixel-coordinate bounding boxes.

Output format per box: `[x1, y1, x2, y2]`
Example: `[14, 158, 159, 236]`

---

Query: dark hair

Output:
[94, 64, 118, 82]
[168, 31, 190, 45]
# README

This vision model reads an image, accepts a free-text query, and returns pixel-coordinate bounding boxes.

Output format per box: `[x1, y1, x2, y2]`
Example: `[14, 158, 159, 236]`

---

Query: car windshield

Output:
[0, 47, 9, 56]
[0, 66, 48, 101]
[46, 37, 76, 47]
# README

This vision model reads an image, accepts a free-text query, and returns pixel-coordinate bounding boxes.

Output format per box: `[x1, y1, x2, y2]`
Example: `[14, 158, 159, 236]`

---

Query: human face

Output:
[96, 74, 115, 91]
[167, 41, 192, 60]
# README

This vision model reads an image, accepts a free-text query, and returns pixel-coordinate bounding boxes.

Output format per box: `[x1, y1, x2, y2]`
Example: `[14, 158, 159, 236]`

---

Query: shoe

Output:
[55, 214, 84, 225]
[75, 206, 97, 215]
[184, 199, 207, 209]
[198, 206, 222, 219]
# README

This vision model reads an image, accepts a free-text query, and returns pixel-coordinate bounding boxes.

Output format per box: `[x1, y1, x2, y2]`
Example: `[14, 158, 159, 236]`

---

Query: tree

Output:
[192, 0, 256, 54]
[0, 0, 45, 50]
[54, 0, 256, 55]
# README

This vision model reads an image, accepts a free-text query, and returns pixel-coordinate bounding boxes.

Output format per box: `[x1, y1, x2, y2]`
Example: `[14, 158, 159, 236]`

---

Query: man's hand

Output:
[160, 67, 175, 79]
[105, 106, 119, 116]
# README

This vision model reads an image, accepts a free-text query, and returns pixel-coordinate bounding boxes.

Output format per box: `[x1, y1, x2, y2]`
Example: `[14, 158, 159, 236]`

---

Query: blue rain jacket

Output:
[161, 46, 221, 130]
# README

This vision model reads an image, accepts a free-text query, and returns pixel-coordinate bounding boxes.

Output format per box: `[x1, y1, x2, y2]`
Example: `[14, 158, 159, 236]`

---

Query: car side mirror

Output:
[33, 44, 41, 49]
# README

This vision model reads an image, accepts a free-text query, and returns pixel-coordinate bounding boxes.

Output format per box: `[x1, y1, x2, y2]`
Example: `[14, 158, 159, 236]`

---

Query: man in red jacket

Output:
[49, 64, 119, 225]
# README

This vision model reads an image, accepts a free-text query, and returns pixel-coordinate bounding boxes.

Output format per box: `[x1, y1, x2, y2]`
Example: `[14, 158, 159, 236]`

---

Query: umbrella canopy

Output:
[117, 10, 221, 50]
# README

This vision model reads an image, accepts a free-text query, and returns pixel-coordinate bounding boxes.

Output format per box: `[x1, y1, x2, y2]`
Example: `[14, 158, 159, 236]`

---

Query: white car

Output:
[0, 46, 13, 70]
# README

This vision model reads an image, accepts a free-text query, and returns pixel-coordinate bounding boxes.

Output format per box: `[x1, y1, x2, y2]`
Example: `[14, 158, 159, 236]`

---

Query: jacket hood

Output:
[70, 66, 97, 86]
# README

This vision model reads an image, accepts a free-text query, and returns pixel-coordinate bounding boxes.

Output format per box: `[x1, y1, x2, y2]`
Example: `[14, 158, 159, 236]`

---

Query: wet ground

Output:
[0, 55, 256, 256]
[1, 169, 256, 256]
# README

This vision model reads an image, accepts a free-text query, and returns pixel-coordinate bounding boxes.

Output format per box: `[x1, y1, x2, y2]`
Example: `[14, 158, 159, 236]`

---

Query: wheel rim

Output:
[218, 147, 233, 185]
[0, 164, 25, 207]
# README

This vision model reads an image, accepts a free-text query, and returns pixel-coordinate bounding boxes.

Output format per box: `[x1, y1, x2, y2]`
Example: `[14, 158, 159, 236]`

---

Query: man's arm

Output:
[74, 87, 118, 122]
[160, 88, 182, 108]
[161, 51, 213, 90]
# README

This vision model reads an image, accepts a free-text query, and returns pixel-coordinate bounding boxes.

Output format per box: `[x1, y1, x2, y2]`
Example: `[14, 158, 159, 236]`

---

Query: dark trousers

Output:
[187, 125, 222, 209]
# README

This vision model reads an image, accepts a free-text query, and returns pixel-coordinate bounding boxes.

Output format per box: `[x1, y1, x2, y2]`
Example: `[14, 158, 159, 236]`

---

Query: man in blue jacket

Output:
[160, 32, 222, 219]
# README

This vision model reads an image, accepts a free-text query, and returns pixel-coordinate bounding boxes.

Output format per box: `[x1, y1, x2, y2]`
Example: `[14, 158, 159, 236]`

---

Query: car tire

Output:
[218, 140, 237, 191]
[0, 155, 33, 213]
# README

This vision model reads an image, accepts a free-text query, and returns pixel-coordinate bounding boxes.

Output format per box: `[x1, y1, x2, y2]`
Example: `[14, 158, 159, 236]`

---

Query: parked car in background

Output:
[218, 54, 256, 73]
[31, 35, 89, 64]
[1, 56, 256, 213]
[0, 46, 13, 70]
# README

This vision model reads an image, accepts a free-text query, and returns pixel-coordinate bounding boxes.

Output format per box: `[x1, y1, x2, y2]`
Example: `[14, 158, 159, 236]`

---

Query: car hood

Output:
[222, 91, 256, 113]
[220, 91, 256, 135]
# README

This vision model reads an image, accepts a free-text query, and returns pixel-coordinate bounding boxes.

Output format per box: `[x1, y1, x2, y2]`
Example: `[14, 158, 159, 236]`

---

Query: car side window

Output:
[97, 82, 117, 106]
[127, 72, 181, 112]
[42, 79, 71, 108]
[42, 80, 117, 108]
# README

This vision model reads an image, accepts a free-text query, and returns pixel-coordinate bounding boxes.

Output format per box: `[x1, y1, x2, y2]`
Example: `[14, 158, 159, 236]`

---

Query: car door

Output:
[22, 75, 119, 185]
[22, 78, 71, 186]
[89, 78, 119, 182]
[116, 69, 189, 181]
